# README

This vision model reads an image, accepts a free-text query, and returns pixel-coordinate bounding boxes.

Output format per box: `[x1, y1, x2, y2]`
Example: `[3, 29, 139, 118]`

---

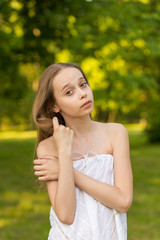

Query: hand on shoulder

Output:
[34, 137, 59, 181]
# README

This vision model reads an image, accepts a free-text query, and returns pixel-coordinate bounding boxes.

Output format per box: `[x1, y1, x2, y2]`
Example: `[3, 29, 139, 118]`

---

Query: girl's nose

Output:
[79, 89, 87, 99]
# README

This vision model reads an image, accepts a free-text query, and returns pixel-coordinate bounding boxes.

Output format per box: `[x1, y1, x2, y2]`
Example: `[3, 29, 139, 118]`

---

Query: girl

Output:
[33, 63, 133, 240]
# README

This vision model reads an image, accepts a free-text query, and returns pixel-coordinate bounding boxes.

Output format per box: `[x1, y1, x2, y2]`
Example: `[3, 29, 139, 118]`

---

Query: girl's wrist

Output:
[58, 150, 72, 161]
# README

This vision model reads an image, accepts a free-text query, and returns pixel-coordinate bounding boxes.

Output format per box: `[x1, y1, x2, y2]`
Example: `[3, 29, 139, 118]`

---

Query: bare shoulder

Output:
[37, 136, 57, 158]
[100, 123, 130, 158]
[104, 123, 129, 153]
[94, 121, 128, 136]
[105, 122, 128, 136]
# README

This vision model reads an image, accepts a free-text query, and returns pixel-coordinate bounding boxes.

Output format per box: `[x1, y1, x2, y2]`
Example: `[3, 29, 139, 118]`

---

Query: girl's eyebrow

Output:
[61, 77, 85, 92]
[61, 83, 69, 92]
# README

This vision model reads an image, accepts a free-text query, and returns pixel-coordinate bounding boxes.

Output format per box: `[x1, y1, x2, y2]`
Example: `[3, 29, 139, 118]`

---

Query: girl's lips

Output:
[81, 100, 92, 108]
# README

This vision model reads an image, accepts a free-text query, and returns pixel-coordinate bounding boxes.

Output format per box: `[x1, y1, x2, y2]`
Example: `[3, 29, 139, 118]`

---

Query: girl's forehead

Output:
[53, 67, 83, 87]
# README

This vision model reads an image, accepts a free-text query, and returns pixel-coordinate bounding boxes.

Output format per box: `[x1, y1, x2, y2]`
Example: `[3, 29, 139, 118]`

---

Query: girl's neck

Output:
[64, 115, 94, 139]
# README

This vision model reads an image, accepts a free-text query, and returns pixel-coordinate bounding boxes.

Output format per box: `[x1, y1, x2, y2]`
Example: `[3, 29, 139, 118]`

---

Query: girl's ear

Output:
[53, 104, 60, 113]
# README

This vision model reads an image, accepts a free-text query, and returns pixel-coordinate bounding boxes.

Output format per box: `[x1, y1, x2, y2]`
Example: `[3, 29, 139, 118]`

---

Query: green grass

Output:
[128, 131, 160, 240]
[0, 129, 160, 239]
[0, 134, 50, 239]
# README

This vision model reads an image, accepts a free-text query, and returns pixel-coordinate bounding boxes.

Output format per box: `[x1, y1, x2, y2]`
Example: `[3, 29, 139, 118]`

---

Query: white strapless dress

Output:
[48, 152, 127, 240]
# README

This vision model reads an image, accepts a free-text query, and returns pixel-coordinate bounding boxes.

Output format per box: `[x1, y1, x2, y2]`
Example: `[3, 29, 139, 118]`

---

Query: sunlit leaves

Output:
[0, 0, 160, 133]
[81, 57, 108, 90]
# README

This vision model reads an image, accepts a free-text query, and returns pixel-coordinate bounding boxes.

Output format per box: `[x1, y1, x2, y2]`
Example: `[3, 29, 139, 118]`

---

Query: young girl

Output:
[33, 63, 133, 240]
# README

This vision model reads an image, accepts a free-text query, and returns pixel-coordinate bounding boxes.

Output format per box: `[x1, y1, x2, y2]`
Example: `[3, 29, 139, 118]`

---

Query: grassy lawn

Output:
[0, 129, 160, 239]
[128, 131, 160, 240]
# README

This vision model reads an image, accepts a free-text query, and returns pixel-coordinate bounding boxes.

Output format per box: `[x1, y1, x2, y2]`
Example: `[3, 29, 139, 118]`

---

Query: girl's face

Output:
[52, 67, 94, 119]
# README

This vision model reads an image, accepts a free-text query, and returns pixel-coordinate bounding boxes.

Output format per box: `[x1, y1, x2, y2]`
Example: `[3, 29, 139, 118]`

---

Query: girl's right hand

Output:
[53, 117, 74, 155]
[33, 155, 59, 181]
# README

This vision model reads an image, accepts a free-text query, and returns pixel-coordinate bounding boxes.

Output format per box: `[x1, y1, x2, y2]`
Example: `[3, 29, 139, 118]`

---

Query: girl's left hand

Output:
[33, 155, 59, 181]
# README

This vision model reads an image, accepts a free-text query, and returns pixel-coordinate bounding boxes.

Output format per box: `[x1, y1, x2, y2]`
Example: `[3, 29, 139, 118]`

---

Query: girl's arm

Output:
[35, 117, 76, 225]
[73, 124, 133, 213]
[53, 150, 76, 224]
[35, 123, 132, 213]
[46, 153, 76, 224]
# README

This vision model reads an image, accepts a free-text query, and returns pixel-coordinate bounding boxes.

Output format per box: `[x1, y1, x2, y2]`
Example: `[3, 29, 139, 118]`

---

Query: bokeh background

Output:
[0, 0, 160, 239]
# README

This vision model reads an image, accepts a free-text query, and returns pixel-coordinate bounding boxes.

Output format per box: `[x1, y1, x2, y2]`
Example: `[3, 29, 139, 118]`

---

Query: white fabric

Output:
[48, 153, 127, 240]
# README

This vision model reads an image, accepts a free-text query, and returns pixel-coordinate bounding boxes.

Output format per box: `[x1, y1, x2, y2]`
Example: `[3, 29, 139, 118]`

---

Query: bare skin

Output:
[33, 67, 133, 225]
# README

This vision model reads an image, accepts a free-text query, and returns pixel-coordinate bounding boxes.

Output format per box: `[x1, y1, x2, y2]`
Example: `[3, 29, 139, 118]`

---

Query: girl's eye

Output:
[65, 90, 73, 95]
[81, 82, 87, 87]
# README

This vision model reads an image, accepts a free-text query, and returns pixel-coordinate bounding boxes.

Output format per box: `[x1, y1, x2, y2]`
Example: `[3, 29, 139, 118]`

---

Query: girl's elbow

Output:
[54, 204, 76, 225]
[53, 199, 76, 225]
[120, 205, 131, 213]
[57, 213, 75, 225]
[120, 197, 132, 213]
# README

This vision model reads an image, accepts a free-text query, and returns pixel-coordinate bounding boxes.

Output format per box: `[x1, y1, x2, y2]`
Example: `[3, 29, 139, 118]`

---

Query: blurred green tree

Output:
[0, 0, 160, 141]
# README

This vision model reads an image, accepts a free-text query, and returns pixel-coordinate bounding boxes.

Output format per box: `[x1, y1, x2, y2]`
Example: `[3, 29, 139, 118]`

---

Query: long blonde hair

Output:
[32, 62, 89, 145]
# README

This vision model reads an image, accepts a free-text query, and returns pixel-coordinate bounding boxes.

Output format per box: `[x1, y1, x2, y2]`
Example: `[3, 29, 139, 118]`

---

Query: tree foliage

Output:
[0, 0, 160, 140]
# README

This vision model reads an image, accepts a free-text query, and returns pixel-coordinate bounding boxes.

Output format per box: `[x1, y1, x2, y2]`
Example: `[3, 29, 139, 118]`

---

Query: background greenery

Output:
[0, 0, 160, 239]
[0, 0, 160, 141]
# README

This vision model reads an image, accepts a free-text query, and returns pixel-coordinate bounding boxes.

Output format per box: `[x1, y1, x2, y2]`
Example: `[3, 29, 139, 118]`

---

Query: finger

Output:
[33, 159, 46, 165]
[38, 176, 47, 181]
[34, 155, 57, 164]
[52, 117, 59, 130]
[34, 165, 43, 171]
[39, 175, 58, 181]
[34, 170, 46, 176]
[34, 170, 41, 176]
